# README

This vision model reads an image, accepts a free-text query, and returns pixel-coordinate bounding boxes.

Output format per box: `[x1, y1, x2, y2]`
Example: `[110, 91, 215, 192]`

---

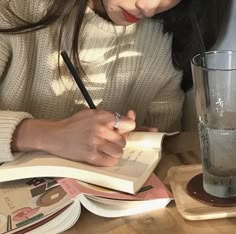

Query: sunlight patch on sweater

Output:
[46, 51, 59, 70]
[51, 77, 75, 96]
[102, 51, 142, 66]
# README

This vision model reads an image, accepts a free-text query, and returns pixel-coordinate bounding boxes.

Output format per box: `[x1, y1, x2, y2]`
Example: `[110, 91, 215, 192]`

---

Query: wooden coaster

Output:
[186, 173, 236, 207]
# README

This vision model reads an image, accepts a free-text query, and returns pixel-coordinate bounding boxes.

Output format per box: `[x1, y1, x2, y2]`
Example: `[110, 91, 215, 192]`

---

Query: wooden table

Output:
[64, 132, 236, 234]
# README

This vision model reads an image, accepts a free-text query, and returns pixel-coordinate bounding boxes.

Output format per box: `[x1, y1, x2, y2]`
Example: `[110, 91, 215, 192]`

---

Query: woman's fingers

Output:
[94, 110, 136, 133]
[112, 115, 136, 133]
[47, 109, 137, 166]
[101, 129, 126, 148]
[126, 109, 136, 121]
[97, 141, 124, 159]
[85, 150, 120, 167]
[114, 110, 136, 134]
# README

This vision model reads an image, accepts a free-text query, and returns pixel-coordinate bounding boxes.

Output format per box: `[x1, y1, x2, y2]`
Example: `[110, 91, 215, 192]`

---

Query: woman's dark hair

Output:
[155, 0, 229, 92]
[0, 0, 229, 92]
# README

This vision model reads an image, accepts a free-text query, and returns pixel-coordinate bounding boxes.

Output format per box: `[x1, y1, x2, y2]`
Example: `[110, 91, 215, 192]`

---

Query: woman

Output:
[0, 0, 224, 166]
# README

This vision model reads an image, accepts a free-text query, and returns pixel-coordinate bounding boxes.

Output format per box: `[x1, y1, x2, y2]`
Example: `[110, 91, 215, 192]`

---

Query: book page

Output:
[126, 132, 165, 149]
[0, 132, 170, 178]
[58, 173, 173, 201]
[93, 131, 178, 177]
[77, 194, 171, 217]
[103, 148, 159, 177]
[0, 178, 72, 234]
[0, 149, 158, 184]
[0, 131, 178, 194]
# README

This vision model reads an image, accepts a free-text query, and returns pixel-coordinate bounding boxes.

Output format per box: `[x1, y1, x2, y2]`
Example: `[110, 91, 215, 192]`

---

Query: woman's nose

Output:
[135, 0, 160, 17]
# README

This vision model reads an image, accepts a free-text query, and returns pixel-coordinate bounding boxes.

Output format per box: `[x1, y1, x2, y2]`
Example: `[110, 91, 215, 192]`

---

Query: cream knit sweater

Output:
[0, 0, 184, 162]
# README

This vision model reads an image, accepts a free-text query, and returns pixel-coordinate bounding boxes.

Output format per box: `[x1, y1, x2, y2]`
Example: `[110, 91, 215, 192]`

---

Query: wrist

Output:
[11, 118, 58, 153]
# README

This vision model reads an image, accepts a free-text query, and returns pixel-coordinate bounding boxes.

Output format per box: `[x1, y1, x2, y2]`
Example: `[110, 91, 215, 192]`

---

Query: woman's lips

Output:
[122, 10, 140, 23]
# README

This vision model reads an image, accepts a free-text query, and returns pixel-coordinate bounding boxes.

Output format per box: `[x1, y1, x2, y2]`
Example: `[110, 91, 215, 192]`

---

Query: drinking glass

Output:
[191, 50, 236, 198]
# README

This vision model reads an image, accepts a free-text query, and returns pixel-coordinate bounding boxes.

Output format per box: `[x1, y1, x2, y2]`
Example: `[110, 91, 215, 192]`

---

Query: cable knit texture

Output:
[0, 0, 184, 162]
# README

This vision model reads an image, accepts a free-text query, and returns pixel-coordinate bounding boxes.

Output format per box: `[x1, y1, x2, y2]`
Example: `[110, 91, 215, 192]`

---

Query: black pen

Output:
[61, 50, 96, 109]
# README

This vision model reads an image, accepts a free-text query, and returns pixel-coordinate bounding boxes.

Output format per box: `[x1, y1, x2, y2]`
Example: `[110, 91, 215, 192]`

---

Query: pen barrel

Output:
[61, 51, 96, 109]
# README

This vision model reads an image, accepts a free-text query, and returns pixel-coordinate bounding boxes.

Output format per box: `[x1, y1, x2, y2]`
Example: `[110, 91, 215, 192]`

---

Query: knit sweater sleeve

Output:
[142, 46, 185, 132]
[0, 37, 33, 162]
[143, 71, 184, 132]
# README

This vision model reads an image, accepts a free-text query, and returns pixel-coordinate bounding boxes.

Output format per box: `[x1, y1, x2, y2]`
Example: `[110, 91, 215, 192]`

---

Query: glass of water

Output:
[191, 51, 236, 198]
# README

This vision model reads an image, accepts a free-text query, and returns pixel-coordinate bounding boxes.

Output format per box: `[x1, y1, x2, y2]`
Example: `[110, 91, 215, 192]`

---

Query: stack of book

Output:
[0, 131, 175, 234]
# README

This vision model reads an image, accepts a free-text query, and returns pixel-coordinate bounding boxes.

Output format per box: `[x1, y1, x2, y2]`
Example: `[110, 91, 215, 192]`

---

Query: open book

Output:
[0, 174, 173, 234]
[0, 131, 177, 194]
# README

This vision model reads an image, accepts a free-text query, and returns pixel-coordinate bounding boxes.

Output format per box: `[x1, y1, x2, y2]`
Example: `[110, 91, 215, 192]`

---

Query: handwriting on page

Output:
[117, 149, 143, 167]
[103, 147, 159, 177]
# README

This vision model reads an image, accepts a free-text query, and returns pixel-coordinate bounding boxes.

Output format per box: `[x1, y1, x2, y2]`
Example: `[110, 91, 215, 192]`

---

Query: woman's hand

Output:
[11, 109, 136, 166]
